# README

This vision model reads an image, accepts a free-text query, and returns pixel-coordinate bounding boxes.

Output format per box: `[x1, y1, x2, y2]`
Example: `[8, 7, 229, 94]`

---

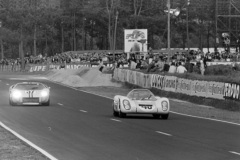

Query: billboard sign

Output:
[124, 29, 148, 53]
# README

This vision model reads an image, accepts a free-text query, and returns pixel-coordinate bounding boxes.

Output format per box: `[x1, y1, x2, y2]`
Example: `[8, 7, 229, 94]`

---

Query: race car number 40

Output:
[140, 105, 152, 109]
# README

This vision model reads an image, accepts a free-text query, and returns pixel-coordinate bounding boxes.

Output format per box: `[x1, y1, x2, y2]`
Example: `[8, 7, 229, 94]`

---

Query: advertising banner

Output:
[112, 69, 240, 101]
[128, 70, 136, 85]
[143, 74, 152, 88]
[224, 83, 240, 100]
[136, 72, 145, 87]
[207, 81, 225, 99]
[191, 80, 208, 97]
[176, 78, 192, 95]
[164, 76, 177, 92]
[124, 29, 148, 53]
[151, 74, 165, 90]
[29, 65, 48, 72]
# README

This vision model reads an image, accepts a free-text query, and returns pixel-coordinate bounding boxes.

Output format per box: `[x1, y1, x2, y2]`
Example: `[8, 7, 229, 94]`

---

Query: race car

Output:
[113, 89, 170, 119]
[9, 82, 50, 106]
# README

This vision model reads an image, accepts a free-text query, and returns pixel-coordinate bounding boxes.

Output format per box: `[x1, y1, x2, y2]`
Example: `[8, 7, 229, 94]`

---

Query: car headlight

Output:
[162, 101, 169, 111]
[12, 90, 22, 99]
[123, 100, 131, 110]
[41, 90, 49, 97]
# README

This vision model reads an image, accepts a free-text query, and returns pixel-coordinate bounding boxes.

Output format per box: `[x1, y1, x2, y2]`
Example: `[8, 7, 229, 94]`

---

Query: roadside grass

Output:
[0, 125, 49, 160]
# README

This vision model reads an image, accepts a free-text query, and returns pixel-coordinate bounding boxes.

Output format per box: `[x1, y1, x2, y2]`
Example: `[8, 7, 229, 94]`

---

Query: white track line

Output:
[229, 151, 240, 156]
[9, 78, 28, 80]
[6, 83, 9, 85]
[79, 110, 87, 113]
[0, 122, 58, 160]
[156, 131, 172, 136]
[47, 80, 240, 126]
[57, 103, 63, 106]
[111, 119, 121, 122]
[170, 111, 240, 126]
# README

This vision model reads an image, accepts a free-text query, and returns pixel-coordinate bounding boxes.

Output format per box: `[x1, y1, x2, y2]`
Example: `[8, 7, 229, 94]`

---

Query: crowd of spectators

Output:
[123, 49, 240, 75]
[1, 49, 240, 74]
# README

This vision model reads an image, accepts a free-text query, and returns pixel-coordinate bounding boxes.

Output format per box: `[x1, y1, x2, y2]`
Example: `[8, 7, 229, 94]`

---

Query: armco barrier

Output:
[113, 68, 239, 101]
[0, 64, 21, 72]
[29, 63, 92, 72]
[28, 63, 116, 72]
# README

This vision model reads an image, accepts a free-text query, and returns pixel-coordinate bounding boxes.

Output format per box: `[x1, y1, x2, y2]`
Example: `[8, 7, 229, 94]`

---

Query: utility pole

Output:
[61, 21, 64, 53]
[113, 10, 119, 62]
[215, 0, 218, 52]
[186, 0, 190, 54]
[167, 0, 171, 63]
[20, 24, 24, 70]
[0, 21, 3, 60]
[73, 12, 76, 51]
[33, 0, 37, 56]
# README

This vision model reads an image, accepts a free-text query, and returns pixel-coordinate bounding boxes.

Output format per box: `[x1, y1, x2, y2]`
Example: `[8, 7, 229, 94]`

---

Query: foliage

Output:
[0, 0, 221, 58]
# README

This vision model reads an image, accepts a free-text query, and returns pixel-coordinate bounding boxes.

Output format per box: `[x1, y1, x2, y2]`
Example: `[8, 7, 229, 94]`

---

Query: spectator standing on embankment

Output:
[99, 59, 104, 72]
[168, 62, 177, 73]
[176, 62, 187, 73]
[200, 60, 205, 75]
[185, 58, 193, 73]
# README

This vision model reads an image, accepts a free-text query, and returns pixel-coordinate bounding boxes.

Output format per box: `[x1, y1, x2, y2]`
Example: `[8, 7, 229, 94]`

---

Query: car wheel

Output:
[161, 114, 169, 120]
[43, 100, 50, 106]
[113, 109, 119, 117]
[9, 98, 16, 106]
[152, 114, 160, 119]
[119, 111, 126, 118]
[9, 98, 12, 106]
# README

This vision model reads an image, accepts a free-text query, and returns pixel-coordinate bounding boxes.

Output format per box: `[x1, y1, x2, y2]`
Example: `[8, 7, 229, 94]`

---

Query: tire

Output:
[42, 99, 50, 106]
[119, 111, 126, 118]
[161, 114, 169, 120]
[9, 98, 12, 106]
[113, 109, 119, 117]
[9, 98, 16, 106]
[152, 114, 161, 119]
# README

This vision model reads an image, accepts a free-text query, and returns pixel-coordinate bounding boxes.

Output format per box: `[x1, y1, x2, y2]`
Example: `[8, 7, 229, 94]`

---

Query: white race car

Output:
[113, 89, 170, 119]
[9, 82, 50, 106]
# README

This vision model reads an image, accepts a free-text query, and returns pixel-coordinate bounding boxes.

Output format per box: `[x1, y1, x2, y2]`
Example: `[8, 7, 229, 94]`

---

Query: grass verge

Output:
[0, 125, 49, 160]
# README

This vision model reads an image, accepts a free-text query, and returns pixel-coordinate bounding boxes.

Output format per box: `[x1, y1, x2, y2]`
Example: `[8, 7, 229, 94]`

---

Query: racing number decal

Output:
[26, 90, 34, 98]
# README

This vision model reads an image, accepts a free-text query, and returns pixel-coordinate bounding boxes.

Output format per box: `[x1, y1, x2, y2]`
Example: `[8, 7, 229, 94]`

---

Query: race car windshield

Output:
[14, 84, 45, 90]
[127, 90, 156, 100]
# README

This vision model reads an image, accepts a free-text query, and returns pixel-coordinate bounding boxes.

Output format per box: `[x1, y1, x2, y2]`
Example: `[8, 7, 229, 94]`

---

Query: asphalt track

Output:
[0, 74, 239, 160]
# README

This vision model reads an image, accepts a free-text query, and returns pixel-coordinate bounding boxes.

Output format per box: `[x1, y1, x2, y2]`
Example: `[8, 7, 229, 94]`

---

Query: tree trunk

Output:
[82, 18, 85, 50]
[45, 30, 48, 56]
[73, 12, 76, 51]
[61, 25, 64, 53]
[20, 24, 24, 70]
[0, 38, 3, 59]
[207, 24, 210, 53]
[33, 24, 37, 56]
[108, 13, 112, 50]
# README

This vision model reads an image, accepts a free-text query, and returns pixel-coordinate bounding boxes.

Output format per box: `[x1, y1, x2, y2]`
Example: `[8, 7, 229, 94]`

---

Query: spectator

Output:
[155, 58, 165, 72]
[176, 62, 187, 74]
[135, 59, 141, 69]
[146, 60, 156, 72]
[168, 62, 177, 73]
[99, 59, 104, 72]
[140, 59, 148, 69]
[200, 60, 205, 75]
[184, 58, 194, 73]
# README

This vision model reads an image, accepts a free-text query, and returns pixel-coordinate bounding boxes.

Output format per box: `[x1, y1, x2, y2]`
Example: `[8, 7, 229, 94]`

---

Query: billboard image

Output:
[124, 29, 148, 53]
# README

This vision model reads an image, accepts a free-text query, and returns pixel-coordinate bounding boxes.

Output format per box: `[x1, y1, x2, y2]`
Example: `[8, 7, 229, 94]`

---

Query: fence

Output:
[113, 68, 240, 101]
